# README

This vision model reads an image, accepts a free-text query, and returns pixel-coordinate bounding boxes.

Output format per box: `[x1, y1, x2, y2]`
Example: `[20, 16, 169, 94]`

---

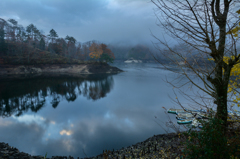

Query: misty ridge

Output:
[0, 17, 161, 64]
[0, 17, 227, 66]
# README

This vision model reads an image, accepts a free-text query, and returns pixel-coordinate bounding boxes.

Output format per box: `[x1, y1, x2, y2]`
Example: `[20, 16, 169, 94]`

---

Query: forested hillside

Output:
[0, 18, 154, 65]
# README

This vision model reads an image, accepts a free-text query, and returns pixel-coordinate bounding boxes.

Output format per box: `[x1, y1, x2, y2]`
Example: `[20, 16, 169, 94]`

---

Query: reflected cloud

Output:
[62, 139, 75, 152]
[0, 64, 182, 158]
[12, 114, 46, 125]
[0, 118, 13, 126]
[124, 118, 134, 127]
[50, 121, 56, 125]
[0, 93, 170, 158]
[104, 111, 114, 119]
[0, 113, 144, 158]
[60, 130, 73, 136]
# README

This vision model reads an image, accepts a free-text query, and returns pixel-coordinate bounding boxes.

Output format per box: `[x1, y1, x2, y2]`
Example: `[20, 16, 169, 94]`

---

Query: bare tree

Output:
[151, 0, 240, 135]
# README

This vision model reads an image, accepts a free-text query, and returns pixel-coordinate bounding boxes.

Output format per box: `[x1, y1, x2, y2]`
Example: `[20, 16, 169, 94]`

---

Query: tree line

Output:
[0, 18, 116, 64]
[0, 18, 154, 64]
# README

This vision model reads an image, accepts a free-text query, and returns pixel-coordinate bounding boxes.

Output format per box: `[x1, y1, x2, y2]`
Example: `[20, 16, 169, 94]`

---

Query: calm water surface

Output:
[0, 63, 200, 158]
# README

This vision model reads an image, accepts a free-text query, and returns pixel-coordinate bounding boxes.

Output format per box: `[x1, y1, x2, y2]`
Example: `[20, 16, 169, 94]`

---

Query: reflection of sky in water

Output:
[0, 63, 222, 158]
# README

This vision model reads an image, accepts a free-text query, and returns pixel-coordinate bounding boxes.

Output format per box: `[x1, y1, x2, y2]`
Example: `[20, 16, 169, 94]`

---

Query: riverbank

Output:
[0, 63, 123, 77]
[0, 132, 186, 159]
[88, 132, 185, 159]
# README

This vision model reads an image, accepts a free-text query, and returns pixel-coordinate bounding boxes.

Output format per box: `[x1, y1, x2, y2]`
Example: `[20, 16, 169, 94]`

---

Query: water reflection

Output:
[0, 74, 114, 117]
[0, 64, 187, 158]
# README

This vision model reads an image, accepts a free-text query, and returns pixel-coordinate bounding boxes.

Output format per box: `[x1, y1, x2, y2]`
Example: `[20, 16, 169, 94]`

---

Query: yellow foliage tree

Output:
[227, 9, 240, 38]
[89, 43, 103, 60]
[220, 9, 240, 107]
[208, 56, 240, 107]
[221, 56, 240, 107]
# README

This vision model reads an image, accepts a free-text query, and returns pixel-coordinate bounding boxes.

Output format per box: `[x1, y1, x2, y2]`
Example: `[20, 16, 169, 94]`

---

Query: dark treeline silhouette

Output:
[0, 74, 114, 117]
[0, 18, 115, 64]
[0, 17, 219, 65]
[0, 18, 155, 64]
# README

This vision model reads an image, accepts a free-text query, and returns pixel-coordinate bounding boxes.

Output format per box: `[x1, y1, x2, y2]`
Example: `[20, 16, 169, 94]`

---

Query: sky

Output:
[0, 0, 161, 46]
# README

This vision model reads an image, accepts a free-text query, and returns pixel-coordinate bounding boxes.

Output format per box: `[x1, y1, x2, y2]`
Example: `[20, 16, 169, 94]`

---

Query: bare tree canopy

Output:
[151, 0, 240, 135]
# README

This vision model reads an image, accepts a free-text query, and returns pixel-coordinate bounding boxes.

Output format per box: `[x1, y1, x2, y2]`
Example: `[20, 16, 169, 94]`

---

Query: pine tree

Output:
[39, 38, 45, 50]
[0, 28, 6, 55]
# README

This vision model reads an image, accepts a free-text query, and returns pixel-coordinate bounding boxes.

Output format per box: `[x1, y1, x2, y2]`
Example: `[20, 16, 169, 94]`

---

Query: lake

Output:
[0, 63, 205, 158]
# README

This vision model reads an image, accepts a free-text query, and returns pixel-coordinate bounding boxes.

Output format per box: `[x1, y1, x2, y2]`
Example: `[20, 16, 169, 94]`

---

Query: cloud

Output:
[0, 67, 185, 158]
[59, 129, 73, 136]
[0, 0, 160, 45]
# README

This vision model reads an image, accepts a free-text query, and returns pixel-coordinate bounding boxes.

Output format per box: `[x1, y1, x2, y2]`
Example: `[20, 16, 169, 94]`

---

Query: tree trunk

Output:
[215, 82, 228, 134]
[211, 0, 229, 135]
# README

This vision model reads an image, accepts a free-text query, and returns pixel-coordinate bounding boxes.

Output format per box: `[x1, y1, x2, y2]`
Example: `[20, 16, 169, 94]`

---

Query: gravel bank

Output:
[0, 63, 123, 76]
[0, 133, 186, 159]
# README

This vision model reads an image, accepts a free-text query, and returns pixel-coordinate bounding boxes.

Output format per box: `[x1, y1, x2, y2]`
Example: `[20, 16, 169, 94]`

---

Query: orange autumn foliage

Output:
[89, 43, 103, 60]
[100, 44, 115, 61]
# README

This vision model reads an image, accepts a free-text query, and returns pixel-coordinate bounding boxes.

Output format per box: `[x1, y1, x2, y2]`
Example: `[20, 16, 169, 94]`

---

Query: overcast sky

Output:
[0, 0, 162, 45]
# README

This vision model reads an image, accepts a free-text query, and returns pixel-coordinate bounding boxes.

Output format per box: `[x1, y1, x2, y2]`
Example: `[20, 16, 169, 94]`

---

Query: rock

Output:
[0, 63, 123, 76]
[0, 132, 186, 159]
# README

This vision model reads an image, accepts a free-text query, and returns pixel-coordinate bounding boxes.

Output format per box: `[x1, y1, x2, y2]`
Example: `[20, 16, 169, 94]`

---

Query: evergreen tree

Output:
[49, 29, 58, 43]
[0, 28, 6, 55]
[26, 24, 36, 39]
[39, 38, 45, 50]
[65, 35, 76, 44]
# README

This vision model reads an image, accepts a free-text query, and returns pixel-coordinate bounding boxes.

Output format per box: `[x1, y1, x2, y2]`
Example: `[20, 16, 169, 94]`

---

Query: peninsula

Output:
[0, 63, 123, 76]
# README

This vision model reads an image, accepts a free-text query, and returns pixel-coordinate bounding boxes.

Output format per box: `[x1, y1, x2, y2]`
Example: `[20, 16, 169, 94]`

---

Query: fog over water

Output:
[0, 63, 209, 158]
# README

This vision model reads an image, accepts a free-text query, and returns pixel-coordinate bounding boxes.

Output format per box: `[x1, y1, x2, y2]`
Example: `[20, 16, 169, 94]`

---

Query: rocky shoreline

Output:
[0, 132, 186, 159]
[0, 63, 123, 76]
[88, 132, 186, 159]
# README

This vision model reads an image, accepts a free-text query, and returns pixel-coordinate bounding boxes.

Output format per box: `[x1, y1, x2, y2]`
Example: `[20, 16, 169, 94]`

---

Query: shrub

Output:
[183, 118, 230, 159]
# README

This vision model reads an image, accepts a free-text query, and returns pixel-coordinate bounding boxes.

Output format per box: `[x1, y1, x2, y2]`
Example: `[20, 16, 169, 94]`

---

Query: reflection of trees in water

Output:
[82, 77, 113, 100]
[0, 75, 114, 117]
